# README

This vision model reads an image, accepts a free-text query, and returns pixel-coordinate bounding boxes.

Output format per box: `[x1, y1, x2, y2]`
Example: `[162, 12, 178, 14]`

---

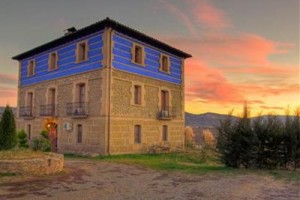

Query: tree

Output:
[0, 105, 17, 150]
[17, 129, 29, 148]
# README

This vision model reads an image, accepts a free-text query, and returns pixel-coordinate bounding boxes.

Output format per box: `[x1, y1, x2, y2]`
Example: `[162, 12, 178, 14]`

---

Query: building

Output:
[12, 18, 191, 155]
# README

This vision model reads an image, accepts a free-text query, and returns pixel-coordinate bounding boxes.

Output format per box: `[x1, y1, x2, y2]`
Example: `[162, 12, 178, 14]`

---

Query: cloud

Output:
[0, 73, 17, 85]
[160, 0, 197, 36]
[187, 0, 230, 30]
[0, 87, 17, 106]
[185, 58, 244, 104]
[260, 106, 285, 110]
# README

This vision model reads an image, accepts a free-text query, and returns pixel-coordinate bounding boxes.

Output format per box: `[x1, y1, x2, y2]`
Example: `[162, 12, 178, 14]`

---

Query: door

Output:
[49, 126, 57, 152]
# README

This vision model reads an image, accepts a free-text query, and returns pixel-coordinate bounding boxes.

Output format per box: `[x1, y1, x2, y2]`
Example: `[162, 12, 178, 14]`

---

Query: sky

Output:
[0, 0, 299, 116]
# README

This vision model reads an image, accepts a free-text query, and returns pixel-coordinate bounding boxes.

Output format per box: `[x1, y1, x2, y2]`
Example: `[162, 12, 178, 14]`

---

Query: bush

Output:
[0, 105, 17, 150]
[17, 129, 29, 148]
[217, 105, 300, 170]
[32, 130, 51, 152]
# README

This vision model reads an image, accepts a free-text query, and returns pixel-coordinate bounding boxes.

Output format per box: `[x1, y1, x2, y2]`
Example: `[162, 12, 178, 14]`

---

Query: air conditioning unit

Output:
[63, 122, 73, 131]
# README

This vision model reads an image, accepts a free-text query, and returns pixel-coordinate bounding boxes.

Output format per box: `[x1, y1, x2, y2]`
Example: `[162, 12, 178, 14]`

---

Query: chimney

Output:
[64, 27, 77, 36]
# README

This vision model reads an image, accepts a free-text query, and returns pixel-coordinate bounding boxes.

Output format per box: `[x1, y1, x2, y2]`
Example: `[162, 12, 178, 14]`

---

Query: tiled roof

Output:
[12, 18, 192, 60]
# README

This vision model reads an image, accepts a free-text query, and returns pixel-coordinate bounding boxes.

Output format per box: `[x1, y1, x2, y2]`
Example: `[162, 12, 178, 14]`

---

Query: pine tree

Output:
[0, 105, 17, 150]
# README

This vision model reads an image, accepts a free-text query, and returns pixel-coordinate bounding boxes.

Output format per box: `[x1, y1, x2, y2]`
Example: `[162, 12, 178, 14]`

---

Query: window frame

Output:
[162, 125, 168, 142]
[159, 54, 170, 74]
[134, 125, 142, 144]
[77, 124, 83, 144]
[48, 52, 58, 71]
[134, 85, 142, 105]
[131, 43, 145, 66]
[76, 41, 89, 63]
[27, 59, 35, 77]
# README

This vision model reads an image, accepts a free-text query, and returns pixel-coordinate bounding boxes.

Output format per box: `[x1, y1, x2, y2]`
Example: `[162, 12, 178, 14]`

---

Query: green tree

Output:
[0, 105, 17, 150]
[17, 129, 29, 148]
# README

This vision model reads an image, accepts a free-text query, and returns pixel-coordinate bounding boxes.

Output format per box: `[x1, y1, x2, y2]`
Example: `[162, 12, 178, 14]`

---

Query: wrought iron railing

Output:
[157, 106, 176, 120]
[40, 104, 57, 117]
[19, 106, 34, 118]
[66, 102, 88, 117]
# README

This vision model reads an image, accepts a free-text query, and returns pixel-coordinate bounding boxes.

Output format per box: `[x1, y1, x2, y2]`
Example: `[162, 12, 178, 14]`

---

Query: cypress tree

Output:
[0, 105, 17, 150]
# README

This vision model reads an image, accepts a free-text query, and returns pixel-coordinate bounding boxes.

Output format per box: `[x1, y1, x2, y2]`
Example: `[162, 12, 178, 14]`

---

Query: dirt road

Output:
[0, 159, 299, 200]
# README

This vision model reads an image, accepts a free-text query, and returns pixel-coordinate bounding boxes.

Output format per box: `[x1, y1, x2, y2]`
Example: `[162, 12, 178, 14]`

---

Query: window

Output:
[48, 88, 56, 115]
[161, 90, 169, 109]
[78, 84, 85, 103]
[27, 60, 35, 76]
[27, 92, 33, 108]
[134, 85, 142, 105]
[134, 125, 141, 144]
[160, 55, 170, 73]
[77, 124, 83, 143]
[162, 125, 168, 142]
[132, 44, 144, 65]
[27, 124, 31, 140]
[76, 41, 88, 63]
[49, 52, 58, 70]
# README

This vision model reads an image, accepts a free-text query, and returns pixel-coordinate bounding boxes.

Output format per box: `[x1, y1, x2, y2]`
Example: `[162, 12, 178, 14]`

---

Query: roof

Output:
[12, 18, 192, 60]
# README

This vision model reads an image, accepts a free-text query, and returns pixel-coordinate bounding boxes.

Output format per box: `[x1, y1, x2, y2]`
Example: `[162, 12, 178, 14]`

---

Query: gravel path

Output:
[0, 159, 299, 200]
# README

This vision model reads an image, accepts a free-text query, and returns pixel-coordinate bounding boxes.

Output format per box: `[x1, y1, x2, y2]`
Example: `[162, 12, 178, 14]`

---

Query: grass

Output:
[65, 147, 300, 182]
[0, 149, 49, 160]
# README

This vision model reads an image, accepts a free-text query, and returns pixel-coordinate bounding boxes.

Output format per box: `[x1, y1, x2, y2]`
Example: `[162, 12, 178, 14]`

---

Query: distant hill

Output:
[0, 106, 17, 117]
[185, 112, 289, 128]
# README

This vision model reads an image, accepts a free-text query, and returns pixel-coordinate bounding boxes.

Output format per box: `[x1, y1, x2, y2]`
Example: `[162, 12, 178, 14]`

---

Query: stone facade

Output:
[17, 70, 107, 154]
[109, 70, 185, 154]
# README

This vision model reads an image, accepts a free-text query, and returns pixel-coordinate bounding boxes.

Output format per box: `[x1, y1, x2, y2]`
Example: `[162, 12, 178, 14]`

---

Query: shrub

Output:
[0, 105, 17, 150]
[32, 130, 51, 152]
[17, 129, 29, 148]
[217, 105, 299, 170]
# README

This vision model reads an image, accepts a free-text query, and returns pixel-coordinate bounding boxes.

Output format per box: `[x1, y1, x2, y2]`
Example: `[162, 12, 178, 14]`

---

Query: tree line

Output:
[217, 106, 300, 170]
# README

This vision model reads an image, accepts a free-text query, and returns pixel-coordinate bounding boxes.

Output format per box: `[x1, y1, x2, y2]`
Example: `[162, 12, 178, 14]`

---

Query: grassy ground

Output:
[65, 147, 300, 182]
[0, 149, 48, 160]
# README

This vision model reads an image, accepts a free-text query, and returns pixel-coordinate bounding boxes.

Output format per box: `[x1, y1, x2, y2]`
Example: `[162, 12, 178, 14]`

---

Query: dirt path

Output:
[0, 159, 299, 200]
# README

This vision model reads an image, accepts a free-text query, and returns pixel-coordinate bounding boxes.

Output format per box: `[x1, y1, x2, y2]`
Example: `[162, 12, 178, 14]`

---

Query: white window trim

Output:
[159, 54, 171, 74]
[48, 51, 59, 71]
[27, 59, 35, 77]
[131, 43, 145, 66]
[130, 81, 145, 106]
[75, 40, 89, 63]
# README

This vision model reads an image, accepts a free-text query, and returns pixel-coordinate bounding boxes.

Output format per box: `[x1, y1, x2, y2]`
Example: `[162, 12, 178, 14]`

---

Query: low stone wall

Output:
[0, 153, 64, 175]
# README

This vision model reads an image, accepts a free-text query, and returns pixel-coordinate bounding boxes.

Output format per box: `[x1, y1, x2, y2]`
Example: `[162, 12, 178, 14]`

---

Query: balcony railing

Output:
[40, 104, 58, 117]
[19, 106, 34, 118]
[157, 106, 176, 120]
[66, 102, 88, 118]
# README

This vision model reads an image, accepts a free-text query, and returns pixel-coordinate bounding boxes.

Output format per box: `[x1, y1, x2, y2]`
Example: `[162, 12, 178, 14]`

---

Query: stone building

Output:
[12, 18, 191, 155]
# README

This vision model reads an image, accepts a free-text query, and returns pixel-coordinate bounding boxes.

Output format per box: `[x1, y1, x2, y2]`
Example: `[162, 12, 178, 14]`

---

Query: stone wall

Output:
[110, 70, 185, 154]
[0, 153, 64, 175]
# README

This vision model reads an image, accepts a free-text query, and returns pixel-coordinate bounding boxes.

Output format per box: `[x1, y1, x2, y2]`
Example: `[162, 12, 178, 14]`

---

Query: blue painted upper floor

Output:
[13, 18, 191, 86]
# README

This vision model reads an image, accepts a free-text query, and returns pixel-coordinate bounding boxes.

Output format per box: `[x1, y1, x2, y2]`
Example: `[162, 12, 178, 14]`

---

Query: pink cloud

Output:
[0, 73, 17, 85]
[160, 0, 197, 36]
[0, 87, 17, 107]
[185, 58, 244, 104]
[188, 0, 230, 30]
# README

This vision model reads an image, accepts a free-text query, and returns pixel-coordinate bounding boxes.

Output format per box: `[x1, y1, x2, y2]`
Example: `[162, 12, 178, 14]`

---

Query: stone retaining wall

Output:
[0, 153, 64, 175]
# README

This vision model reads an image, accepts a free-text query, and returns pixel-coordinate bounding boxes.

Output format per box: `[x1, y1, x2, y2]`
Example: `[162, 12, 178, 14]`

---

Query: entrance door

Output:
[49, 126, 57, 152]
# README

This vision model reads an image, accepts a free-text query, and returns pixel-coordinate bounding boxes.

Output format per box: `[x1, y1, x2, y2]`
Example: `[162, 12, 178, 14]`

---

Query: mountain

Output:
[185, 112, 289, 128]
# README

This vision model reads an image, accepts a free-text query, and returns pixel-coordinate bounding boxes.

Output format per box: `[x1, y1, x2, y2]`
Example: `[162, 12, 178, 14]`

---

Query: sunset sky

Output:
[0, 0, 299, 116]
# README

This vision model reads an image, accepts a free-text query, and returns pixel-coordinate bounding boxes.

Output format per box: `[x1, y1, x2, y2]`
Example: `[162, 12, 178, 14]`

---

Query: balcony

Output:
[66, 102, 88, 118]
[19, 106, 34, 119]
[157, 106, 176, 120]
[40, 104, 58, 117]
